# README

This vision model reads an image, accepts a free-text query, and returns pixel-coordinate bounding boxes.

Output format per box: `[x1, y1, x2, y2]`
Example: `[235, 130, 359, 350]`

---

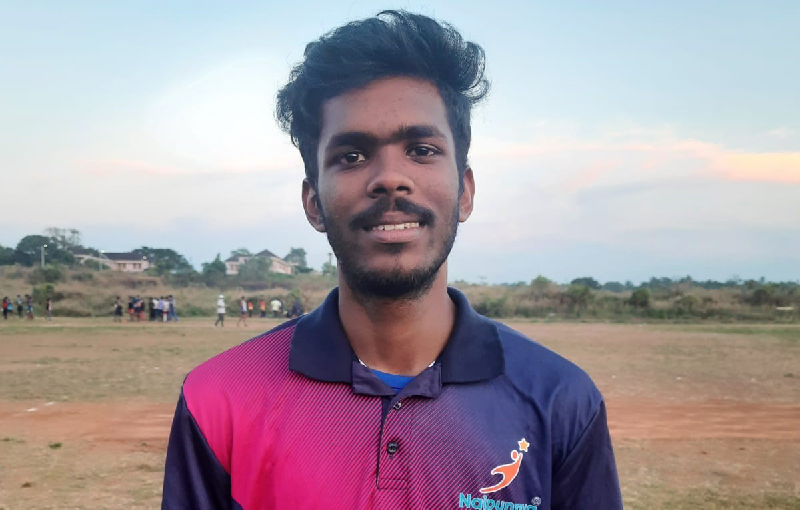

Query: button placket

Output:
[377, 399, 411, 489]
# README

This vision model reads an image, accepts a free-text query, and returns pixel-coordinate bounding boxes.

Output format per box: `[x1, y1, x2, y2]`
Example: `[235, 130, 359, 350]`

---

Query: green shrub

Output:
[628, 289, 651, 309]
[27, 266, 64, 284]
[32, 284, 63, 306]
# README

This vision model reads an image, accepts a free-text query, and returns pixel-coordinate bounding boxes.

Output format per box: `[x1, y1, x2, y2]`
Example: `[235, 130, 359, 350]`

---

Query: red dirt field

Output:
[1, 319, 798, 509]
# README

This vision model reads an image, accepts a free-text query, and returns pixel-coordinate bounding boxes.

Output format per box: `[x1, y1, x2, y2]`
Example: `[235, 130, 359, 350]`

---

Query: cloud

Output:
[766, 127, 795, 139]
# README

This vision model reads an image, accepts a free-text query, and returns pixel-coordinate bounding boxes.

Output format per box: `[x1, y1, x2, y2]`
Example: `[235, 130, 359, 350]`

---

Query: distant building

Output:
[225, 249, 295, 276]
[73, 250, 150, 273]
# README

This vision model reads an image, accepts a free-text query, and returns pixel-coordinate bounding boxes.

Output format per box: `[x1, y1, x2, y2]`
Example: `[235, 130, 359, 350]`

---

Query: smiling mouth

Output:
[366, 222, 422, 232]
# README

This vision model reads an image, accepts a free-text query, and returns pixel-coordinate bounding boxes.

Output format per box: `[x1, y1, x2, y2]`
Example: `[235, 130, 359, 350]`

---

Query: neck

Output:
[337, 263, 456, 376]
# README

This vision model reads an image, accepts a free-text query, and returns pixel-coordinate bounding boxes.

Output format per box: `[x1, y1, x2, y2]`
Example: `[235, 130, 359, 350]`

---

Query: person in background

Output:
[150, 297, 157, 321]
[2, 297, 9, 320]
[259, 299, 266, 318]
[25, 295, 34, 320]
[247, 300, 254, 318]
[169, 295, 179, 322]
[155, 296, 163, 322]
[291, 297, 302, 318]
[46, 298, 52, 321]
[16, 295, 23, 319]
[270, 297, 282, 318]
[237, 296, 248, 327]
[162, 296, 169, 322]
[114, 296, 123, 323]
[214, 294, 226, 328]
[128, 297, 134, 322]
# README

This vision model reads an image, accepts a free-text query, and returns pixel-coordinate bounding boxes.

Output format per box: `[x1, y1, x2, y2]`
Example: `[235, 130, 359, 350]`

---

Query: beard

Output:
[322, 196, 459, 301]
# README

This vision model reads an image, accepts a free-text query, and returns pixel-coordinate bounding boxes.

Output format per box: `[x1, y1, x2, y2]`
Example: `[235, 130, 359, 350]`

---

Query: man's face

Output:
[303, 77, 475, 299]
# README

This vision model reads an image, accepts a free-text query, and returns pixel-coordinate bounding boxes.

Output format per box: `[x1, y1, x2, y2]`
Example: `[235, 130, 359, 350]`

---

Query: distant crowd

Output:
[2, 293, 305, 325]
[2, 294, 52, 321]
[214, 295, 304, 328]
[116, 295, 178, 323]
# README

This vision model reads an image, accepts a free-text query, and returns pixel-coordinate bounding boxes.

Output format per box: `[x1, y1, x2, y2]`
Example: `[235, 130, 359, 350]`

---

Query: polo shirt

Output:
[162, 288, 622, 510]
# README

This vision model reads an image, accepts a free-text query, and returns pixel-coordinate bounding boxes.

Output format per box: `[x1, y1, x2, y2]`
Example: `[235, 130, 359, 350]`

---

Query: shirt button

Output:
[393, 401, 402, 410]
[387, 441, 399, 455]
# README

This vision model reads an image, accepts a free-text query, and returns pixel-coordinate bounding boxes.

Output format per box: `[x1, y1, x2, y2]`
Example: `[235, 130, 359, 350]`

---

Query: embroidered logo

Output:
[479, 438, 529, 494]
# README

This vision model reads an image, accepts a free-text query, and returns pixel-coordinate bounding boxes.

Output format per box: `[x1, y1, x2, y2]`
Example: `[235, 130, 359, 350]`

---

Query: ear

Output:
[302, 178, 326, 232]
[458, 167, 475, 222]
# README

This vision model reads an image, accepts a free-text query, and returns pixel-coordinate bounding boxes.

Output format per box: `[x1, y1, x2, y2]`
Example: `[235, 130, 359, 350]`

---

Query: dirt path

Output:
[2, 399, 798, 449]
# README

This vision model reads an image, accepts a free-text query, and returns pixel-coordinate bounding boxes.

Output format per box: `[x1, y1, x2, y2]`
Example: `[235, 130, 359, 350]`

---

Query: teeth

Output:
[372, 222, 420, 231]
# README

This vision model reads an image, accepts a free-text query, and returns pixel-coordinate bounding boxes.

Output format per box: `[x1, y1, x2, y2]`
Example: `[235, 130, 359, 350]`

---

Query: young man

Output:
[269, 297, 281, 318]
[114, 297, 123, 323]
[163, 11, 621, 509]
[214, 294, 226, 328]
[236, 296, 248, 327]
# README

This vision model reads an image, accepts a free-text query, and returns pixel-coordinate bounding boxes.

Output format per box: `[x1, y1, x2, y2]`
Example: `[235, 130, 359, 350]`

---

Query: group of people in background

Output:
[2, 295, 51, 321]
[115, 295, 178, 323]
[214, 295, 303, 328]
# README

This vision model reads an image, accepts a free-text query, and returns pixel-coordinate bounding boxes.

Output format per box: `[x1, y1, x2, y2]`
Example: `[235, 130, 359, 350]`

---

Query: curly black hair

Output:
[276, 10, 489, 188]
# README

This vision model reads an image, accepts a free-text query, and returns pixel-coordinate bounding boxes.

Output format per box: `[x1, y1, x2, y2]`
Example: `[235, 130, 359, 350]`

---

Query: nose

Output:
[366, 149, 414, 199]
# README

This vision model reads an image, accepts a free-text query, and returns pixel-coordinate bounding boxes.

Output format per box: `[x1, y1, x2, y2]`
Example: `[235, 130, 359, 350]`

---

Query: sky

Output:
[1, 0, 798, 284]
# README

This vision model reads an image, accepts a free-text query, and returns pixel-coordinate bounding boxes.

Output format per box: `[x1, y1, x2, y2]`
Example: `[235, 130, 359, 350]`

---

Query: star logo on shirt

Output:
[518, 438, 529, 452]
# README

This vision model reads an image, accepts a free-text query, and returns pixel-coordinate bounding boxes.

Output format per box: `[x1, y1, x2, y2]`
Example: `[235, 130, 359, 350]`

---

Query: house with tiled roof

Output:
[225, 249, 295, 276]
[73, 251, 150, 273]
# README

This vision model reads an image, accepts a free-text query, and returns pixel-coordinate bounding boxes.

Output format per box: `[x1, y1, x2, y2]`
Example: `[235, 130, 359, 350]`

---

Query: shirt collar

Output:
[288, 287, 504, 386]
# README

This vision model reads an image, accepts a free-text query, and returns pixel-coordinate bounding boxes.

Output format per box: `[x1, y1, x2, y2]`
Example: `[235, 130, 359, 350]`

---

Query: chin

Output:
[342, 262, 442, 300]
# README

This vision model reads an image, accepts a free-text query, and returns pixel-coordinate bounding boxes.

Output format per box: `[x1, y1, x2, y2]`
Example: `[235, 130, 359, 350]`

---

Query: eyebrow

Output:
[325, 124, 447, 152]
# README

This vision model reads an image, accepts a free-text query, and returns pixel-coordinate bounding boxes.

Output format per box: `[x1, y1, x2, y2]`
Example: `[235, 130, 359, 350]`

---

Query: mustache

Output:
[349, 196, 436, 230]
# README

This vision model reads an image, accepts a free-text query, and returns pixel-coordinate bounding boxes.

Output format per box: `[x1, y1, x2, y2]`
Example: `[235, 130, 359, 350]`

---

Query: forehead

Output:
[319, 77, 452, 145]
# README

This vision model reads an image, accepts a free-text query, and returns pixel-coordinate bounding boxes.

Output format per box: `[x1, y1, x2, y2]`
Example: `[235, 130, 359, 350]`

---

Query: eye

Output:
[339, 151, 366, 165]
[407, 145, 441, 158]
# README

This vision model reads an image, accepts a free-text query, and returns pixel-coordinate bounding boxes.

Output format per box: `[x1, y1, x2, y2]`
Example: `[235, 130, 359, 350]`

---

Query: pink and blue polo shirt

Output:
[162, 287, 622, 509]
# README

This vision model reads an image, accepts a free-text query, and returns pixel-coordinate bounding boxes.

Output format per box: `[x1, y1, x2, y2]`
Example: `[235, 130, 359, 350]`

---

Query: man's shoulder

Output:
[183, 317, 302, 398]
[491, 320, 602, 408]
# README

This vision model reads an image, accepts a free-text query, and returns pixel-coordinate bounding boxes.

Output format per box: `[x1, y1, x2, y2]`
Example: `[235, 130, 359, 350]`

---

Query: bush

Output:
[564, 285, 595, 312]
[473, 295, 511, 317]
[28, 266, 64, 284]
[675, 295, 699, 314]
[32, 284, 63, 306]
[628, 289, 651, 309]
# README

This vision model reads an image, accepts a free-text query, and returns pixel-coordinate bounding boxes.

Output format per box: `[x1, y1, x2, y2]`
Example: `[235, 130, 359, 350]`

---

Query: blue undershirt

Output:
[370, 368, 414, 392]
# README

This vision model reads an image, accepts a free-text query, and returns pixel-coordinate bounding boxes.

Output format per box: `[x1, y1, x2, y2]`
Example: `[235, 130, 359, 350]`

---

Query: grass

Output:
[662, 324, 800, 345]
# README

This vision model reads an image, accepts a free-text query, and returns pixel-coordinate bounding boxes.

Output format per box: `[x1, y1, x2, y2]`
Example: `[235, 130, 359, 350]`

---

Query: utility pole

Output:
[41, 244, 47, 268]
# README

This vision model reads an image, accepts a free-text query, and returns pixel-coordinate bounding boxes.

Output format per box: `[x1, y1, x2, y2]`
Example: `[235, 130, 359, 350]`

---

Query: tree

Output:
[284, 247, 307, 267]
[601, 281, 625, 293]
[321, 260, 337, 276]
[0, 245, 16, 266]
[202, 254, 226, 275]
[570, 277, 600, 290]
[43, 227, 82, 251]
[132, 247, 194, 275]
[16, 235, 53, 266]
[237, 256, 273, 281]
[564, 285, 595, 312]
[530, 275, 552, 293]
[229, 248, 252, 259]
[285, 247, 312, 274]
[201, 254, 226, 287]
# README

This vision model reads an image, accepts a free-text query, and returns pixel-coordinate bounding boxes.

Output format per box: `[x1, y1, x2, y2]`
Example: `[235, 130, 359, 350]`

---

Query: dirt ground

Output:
[1, 319, 798, 509]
